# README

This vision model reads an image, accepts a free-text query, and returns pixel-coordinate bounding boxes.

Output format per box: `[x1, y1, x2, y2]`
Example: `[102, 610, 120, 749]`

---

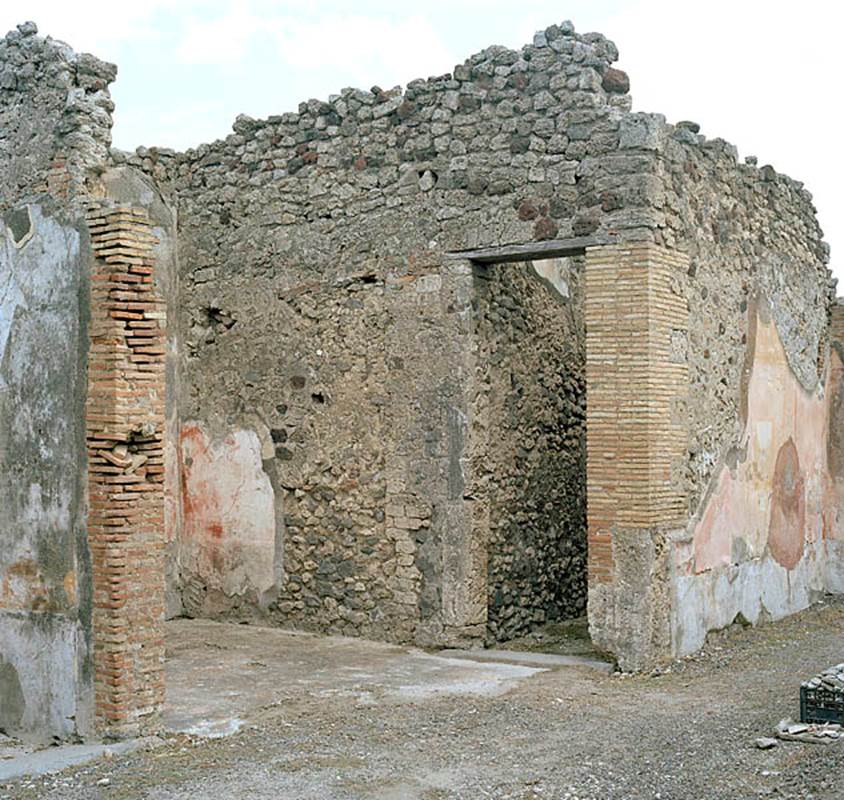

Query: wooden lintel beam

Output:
[447, 235, 616, 264]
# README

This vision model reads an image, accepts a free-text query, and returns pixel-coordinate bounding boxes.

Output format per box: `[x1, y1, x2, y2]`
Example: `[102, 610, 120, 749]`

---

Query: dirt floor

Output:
[4, 598, 844, 800]
[499, 617, 605, 659]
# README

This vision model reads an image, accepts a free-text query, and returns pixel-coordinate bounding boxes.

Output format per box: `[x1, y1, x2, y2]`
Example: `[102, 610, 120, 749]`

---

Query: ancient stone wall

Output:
[119, 20, 841, 663]
[651, 119, 835, 512]
[826, 302, 844, 593]
[3, 14, 841, 689]
[125, 22, 651, 645]
[472, 259, 586, 642]
[640, 118, 838, 659]
[172, 249, 479, 644]
[126, 21, 646, 255]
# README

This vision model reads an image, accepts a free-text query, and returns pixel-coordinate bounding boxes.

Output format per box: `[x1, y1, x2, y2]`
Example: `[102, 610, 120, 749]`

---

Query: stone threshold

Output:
[438, 648, 615, 673]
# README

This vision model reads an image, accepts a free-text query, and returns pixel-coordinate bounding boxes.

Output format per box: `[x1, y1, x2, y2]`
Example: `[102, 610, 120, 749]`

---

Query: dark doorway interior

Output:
[472, 257, 587, 644]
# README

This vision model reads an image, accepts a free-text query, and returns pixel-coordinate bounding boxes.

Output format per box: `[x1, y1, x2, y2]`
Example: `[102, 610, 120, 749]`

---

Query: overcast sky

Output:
[2, 1, 841, 283]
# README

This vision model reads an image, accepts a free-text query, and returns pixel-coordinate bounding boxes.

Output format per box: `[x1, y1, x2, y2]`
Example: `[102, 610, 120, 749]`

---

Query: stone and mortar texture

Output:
[653, 119, 840, 666]
[124, 14, 839, 668]
[128, 19, 640, 649]
[1, 14, 843, 740]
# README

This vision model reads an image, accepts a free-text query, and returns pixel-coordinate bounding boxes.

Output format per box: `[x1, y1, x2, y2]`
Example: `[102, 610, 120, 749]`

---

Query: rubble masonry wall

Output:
[1, 16, 841, 706]
[655, 122, 837, 658]
[129, 22, 644, 645]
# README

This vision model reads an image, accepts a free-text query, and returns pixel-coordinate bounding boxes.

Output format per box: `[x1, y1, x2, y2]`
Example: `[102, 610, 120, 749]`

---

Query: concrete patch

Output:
[0, 737, 163, 782]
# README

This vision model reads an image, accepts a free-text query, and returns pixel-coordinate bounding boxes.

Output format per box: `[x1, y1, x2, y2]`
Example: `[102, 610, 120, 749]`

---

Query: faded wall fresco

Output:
[0, 202, 92, 741]
[179, 422, 280, 615]
[673, 303, 842, 656]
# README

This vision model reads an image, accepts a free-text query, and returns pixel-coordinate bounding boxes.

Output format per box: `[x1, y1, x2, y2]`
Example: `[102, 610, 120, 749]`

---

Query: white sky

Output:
[2, 1, 841, 284]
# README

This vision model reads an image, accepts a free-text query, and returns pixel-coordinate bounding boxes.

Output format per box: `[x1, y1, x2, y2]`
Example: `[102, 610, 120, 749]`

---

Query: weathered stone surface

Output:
[661, 129, 834, 514]
[619, 113, 666, 151]
[0, 27, 115, 207]
[129, 20, 637, 646]
[97, 16, 840, 664]
[601, 67, 630, 94]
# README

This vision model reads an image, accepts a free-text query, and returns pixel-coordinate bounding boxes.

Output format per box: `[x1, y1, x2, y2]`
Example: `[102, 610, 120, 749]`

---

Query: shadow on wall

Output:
[0, 655, 25, 733]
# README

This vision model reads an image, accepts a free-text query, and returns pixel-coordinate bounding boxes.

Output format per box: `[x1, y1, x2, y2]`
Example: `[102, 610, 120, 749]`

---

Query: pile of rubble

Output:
[756, 720, 843, 749]
[755, 664, 844, 748]
[776, 719, 843, 744]
[801, 662, 844, 692]
[799, 661, 844, 736]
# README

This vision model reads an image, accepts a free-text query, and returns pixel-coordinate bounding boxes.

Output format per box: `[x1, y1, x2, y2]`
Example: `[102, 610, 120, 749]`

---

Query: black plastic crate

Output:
[801, 684, 844, 725]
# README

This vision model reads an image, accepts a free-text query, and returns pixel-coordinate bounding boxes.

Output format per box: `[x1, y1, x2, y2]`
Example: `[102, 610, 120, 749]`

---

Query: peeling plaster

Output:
[180, 422, 278, 609]
[0, 202, 90, 741]
[672, 310, 839, 656]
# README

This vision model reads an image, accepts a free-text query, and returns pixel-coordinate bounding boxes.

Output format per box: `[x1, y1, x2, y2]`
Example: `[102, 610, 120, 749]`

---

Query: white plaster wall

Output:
[0, 203, 91, 741]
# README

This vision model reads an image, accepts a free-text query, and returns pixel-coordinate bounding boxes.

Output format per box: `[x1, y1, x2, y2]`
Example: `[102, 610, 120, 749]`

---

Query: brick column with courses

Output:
[85, 202, 166, 736]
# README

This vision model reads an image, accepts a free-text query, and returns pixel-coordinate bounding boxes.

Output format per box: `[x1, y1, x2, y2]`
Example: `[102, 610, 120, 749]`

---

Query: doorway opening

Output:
[472, 257, 588, 647]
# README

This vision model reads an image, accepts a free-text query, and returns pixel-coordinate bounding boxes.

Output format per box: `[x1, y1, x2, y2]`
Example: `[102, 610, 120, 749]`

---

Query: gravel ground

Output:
[4, 598, 844, 800]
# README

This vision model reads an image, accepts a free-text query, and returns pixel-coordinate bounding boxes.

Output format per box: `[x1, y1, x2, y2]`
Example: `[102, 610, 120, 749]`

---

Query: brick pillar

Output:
[830, 301, 844, 346]
[85, 202, 166, 735]
[584, 242, 689, 669]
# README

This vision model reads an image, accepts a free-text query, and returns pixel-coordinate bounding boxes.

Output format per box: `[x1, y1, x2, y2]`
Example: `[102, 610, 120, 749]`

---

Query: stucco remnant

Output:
[0, 200, 91, 742]
[180, 422, 279, 614]
[673, 307, 842, 656]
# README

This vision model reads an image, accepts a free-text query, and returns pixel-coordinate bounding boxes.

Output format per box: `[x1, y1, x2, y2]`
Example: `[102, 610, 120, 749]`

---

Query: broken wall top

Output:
[107, 22, 828, 278]
[0, 21, 116, 209]
[2, 17, 831, 282]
